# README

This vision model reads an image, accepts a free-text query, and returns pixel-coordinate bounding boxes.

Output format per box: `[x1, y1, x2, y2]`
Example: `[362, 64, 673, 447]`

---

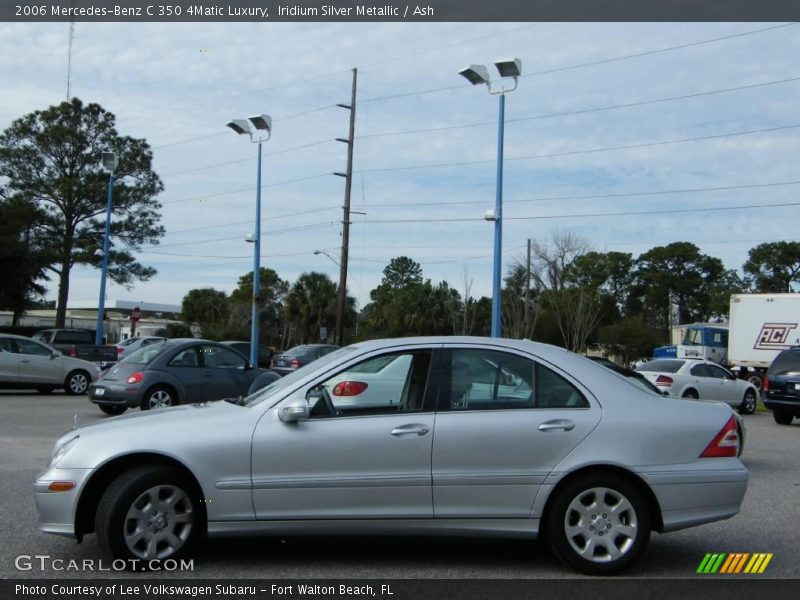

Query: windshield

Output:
[121, 341, 168, 364]
[683, 328, 702, 346]
[245, 347, 355, 407]
[637, 359, 685, 373]
[118, 337, 138, 347]
[768, 351, 800, 376]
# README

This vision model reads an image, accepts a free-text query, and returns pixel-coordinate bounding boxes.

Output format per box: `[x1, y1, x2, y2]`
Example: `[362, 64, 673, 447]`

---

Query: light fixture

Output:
[248, 114, 272, 133]
[244, 233, 255, 243]
[458, 64, 491, 86]
[226, 119, 252, 136]
[101, 152, 117, 173]
[494, 58, 522, 78]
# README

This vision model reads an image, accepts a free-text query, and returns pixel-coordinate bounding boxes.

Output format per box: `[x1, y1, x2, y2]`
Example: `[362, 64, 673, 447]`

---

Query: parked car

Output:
[37, 337, 747, 575]
[271, 343, 339, 376]
[87, 339, 272, 415]
[763, 347, 800, 425]
[0, 333, 101, 394]
[114, 336, 166, 360]
[221, 340, 273, 369]
[636, 358, 758, 414]
[32, 329, 117, 367]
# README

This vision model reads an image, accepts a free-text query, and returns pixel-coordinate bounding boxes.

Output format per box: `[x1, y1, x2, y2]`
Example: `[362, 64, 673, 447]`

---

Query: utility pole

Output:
[524, 238, 531, 327]
[334, 68, 357, 346]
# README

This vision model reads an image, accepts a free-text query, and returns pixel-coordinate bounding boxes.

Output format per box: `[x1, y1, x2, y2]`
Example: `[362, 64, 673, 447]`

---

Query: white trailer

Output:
[669, 294, 800, 391]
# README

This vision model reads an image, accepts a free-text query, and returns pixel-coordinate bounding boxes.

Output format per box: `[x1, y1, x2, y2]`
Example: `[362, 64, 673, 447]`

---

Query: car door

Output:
[199, 344, 253, 399]
[687, 363, 719, 400]
[431, 345, 601, 518]
[14, 338, 61, 384]
[165, 345, 212, 402]
[250, 346, 437, 519]
[707, 363, 740, 406]
[0, 337, 20, 382]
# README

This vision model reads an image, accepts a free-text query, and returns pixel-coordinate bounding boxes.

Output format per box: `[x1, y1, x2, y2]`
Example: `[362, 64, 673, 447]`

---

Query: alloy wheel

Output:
[123, 485, 194, 560]
[69, 373, 88, 394]
[148, 390, 173, 409]
[563, 487, 639, 563]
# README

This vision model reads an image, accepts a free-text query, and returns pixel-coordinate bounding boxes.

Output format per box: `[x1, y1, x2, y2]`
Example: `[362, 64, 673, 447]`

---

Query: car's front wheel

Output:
[739, 389, 757, 415]
[95, 466, 202, 565]
[64, 370, 90, 395]
[547, 474, 651, 575]
[141, 386, 176, 410]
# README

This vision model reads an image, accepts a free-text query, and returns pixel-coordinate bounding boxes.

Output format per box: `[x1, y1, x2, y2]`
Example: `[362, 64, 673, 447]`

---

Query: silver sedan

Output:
[34, 337, 748, 575]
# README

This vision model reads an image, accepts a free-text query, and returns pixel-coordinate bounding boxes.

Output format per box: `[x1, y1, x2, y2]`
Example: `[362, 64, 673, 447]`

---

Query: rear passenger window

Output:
[441, 349, 588, 411]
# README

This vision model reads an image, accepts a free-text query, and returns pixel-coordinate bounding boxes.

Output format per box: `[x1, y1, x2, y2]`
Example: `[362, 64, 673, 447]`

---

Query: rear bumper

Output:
[763, 396, 800, 412]
[88, 383, 142, 407]
[641, 461, 748, 532]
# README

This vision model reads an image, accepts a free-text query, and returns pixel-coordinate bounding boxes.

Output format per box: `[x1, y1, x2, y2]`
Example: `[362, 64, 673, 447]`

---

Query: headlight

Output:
[49, 436, 79, 467]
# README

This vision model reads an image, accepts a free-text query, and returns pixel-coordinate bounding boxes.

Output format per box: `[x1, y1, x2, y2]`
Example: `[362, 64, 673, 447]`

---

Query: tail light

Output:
[291, 358, 300, 368]
[655, 375, 673, 386]
[116, 347, 124, 354]
[126, 372, 145, 384]
[700, 416, 739, 458]
[763, 377, 769, 393]
[332, 381, 368, 396]
[68, 348, 77, 357]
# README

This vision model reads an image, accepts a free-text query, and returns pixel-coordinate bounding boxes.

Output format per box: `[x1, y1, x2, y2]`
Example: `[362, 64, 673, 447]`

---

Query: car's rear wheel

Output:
[773, 410, 794, 425]
[682, 389, 699, 399]
[99, 404, 127, 416]
[141, 386, 176, 410]
[95, 466, 202, 566]
[64, 370, 90, 395]
[738, 390, 757, 415]
[547, 474, 651, 575]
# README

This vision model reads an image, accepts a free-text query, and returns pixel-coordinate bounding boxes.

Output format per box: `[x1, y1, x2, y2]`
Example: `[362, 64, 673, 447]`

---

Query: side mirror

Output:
[51, 350, 62, 359]
[279, 398, 310, 423]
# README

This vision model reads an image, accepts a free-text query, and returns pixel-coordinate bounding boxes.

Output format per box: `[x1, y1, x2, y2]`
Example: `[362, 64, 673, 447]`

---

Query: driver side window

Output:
[308, 350, 434, 418]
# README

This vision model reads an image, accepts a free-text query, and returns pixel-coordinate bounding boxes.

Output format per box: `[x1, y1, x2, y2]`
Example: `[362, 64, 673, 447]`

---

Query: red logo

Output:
[754, 323, 799, 350]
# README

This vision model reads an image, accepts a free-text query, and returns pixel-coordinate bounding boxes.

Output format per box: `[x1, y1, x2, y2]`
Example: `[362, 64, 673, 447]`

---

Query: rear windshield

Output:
[121, 341, 168, 364]
[118, 338, 138, 347]
[637, 359, 685, 373]
[768, 351, 800, 376]
[282, 346, 312, 357]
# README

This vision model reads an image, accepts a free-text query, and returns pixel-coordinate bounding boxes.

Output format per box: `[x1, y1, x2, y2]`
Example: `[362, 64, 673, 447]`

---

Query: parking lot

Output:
[1, 390, 798, 579]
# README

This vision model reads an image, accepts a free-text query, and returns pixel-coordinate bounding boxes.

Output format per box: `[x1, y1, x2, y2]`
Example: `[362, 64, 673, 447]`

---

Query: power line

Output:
[166, 205, 341, 235]
[160, 172, 334, 205]
[354, 179, 800, 210]
[357, 123, 800, 174]
[148, 221, 336, 248]
[160, 139, 334, 178]
[352, 199, 800, 225]
[360, 23, 798, 105]
[357, 75, 800, 140]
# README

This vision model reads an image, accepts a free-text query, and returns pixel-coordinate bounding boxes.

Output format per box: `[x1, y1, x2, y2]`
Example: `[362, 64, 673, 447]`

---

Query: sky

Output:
[1, 20, 799, 310]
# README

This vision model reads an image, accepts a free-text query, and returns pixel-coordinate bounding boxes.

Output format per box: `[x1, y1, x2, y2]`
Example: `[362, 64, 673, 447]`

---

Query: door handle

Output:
[20, 360, 30, 363]
[391, 424, 429, 436]
[538, 419, 575, 432]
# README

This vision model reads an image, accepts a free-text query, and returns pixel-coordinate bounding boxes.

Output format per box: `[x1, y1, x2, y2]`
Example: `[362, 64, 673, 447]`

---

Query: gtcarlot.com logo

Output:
[697, 552, 773, 574]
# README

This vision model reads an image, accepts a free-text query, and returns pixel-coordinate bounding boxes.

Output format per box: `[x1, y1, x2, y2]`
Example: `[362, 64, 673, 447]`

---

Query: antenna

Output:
[66, 3, 75, 100]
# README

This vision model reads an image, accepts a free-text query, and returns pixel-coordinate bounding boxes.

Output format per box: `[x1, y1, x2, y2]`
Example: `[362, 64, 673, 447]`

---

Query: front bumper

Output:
[88, 382, 142, 407]
[34, 467, 94, 539]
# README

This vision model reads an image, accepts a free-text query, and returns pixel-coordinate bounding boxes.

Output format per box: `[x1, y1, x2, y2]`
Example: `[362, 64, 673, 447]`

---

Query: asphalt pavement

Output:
[1, 390, 798, 579]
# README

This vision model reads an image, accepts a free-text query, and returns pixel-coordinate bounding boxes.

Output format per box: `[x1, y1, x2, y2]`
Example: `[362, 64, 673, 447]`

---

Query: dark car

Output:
[221, 340, 273, 369]
[271, 344, 339, 376]
[32, 328, 117, 367]
[763, 347, 800, 425]
[88, 339, 272, 415]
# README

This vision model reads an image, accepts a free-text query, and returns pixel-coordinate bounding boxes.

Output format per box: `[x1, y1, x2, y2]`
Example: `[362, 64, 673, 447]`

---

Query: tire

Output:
[36, 387, 55, 394]
[95, 466, 202, 566]
[64, 370, 90, 395]
[141, 386, 177, 411]
[773, 411, 794, 425]
[546, 474, 651, 575]
[747, 374, 763, 393]
[682, 389, 699, 399]
[99, 404, 127, 416]
[738, 390, 757, 415]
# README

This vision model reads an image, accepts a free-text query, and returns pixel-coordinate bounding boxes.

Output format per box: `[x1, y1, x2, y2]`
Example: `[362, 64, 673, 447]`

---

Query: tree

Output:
[380, 256, 422, 289]
[530, 229, 590, 291]
[229, 267, 289, 346]
[633, 242, 727, 331]
[541, 287, 605, 353]
[154, 322, 194, 338]
[367, 257, 428, 337]
[597, 317, 665, 366]
[285, 272, 355, 344]
[181, 288, 230, 325]
[743, 241, 800, 293]
[565, 251, 634, 309]
[0, 197, 50, 324]
[502, 264, 539, 339]
[0, 98, 164, 327]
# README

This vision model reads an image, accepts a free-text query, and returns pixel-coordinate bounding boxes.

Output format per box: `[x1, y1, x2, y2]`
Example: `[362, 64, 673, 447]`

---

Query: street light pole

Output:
[458, 58, 522, 338]
[95, 152, 117, 346]
[227, 114, 272, 366]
